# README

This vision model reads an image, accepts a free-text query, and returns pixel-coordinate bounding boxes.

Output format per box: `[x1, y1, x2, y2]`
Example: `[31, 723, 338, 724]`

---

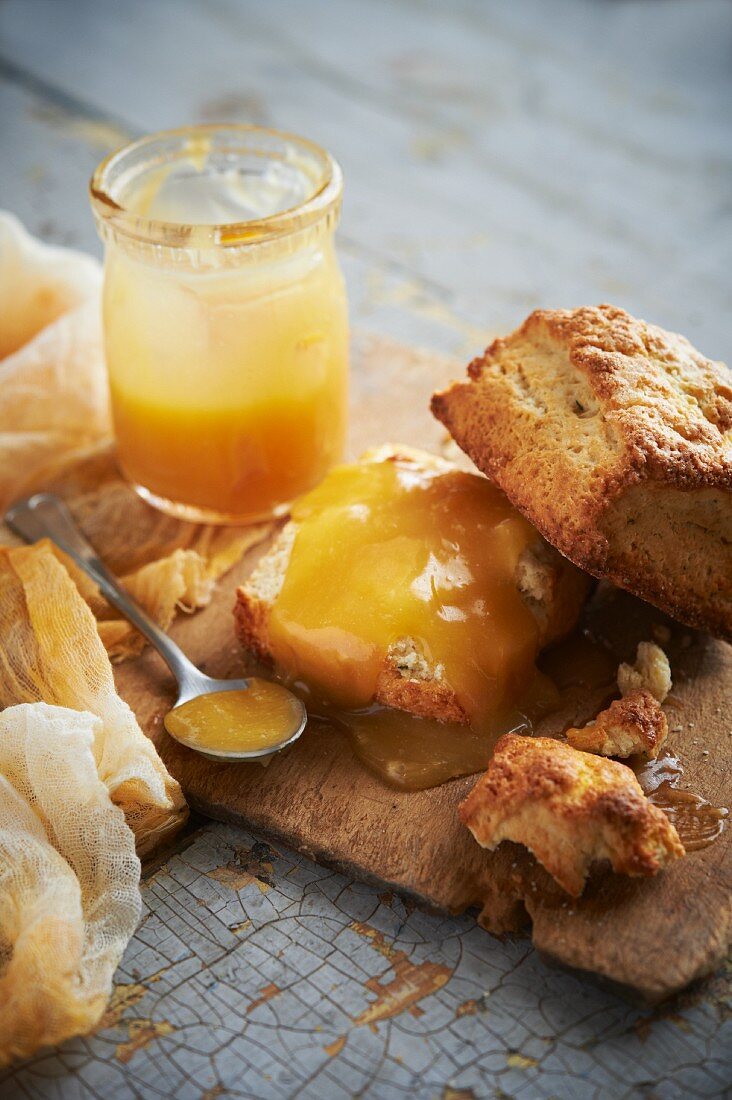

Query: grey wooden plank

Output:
[1, 823, 730, 1100]
[0, 69, 492, 358]
[0, 73, 132, 250]
[1, 0, 730, 358]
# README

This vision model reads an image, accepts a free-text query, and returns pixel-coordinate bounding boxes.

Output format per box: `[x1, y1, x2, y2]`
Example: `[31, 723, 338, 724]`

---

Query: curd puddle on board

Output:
[91, 126, 349, 523]
[636, 751, 728, 851]
[164, 679, 305, 757]
[265, 456, 564, 788]
[297, 672, 562, 791]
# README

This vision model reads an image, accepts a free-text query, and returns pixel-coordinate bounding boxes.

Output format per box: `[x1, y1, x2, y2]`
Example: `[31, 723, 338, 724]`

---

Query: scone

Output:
[235, 445, 590, 725]
[566, 690, 668, 760]
[431, 305, 732, 641]
[460, 733, 684, 896]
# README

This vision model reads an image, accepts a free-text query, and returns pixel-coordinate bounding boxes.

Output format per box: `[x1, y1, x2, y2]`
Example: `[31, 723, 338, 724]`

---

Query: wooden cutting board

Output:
[115, 333, 732, 1004]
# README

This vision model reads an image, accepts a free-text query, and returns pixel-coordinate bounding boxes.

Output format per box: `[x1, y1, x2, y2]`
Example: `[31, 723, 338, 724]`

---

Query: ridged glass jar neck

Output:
[90, 124, 343, 271]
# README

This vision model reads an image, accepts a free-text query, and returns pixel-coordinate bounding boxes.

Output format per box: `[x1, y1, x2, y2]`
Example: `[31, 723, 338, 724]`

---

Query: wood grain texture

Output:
[114, 335, 732, 1004]
[3, 0, 731, 359]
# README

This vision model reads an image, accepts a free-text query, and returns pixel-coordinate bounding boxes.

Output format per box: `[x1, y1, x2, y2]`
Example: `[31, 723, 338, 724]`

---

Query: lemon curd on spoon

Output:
[164, 679, 306, 760]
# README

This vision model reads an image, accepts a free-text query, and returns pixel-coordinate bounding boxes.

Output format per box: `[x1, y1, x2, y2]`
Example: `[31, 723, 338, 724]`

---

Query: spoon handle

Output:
[5, 492, 204, 692]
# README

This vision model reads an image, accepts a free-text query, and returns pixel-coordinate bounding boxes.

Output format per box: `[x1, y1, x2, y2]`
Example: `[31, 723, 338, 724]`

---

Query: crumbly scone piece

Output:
[618, 641, 672, 703]
[234, 445, 590, 725]
[566, 690, 668, 759]
[567, 641, 672, 758]
[460, 734, 684, 896]
[431, 305, 732, 640]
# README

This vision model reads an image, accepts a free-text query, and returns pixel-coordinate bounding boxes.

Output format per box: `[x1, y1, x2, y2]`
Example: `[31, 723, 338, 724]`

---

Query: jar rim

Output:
[89, 123, 343, 250]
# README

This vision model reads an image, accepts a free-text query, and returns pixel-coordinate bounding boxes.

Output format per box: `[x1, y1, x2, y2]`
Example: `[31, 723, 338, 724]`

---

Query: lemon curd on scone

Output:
[90, 125, 349, 524]
[235, 447, 590, 788]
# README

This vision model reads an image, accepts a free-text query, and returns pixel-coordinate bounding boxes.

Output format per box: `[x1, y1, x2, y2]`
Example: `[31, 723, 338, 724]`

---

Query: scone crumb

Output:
[388, 637, 445, 682]
[567, 690, 668, 759]
[618, 641, 672, 703]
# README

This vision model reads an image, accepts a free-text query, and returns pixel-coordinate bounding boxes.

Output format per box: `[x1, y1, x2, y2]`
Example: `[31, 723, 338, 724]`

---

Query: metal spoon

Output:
[5, 492, 307, 762]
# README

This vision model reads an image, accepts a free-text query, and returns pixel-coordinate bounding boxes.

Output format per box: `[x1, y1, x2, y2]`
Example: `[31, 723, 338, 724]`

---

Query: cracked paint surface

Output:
[1, 823, 729, 1099]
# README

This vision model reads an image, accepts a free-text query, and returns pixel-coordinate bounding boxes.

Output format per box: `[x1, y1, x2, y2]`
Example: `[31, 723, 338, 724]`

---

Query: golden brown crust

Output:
[431, 305, 732, 640]
[373, 662, 468, 724]
[233, 585, 273, 664]
[566, 690, 668, 759]
[460, 733, 685, 896]
[233, 446, 589, 725]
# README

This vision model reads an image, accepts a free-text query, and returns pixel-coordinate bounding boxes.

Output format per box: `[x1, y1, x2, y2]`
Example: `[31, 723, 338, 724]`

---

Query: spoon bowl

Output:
[164, 676, 307, 762]
[5, 493, 308, 762]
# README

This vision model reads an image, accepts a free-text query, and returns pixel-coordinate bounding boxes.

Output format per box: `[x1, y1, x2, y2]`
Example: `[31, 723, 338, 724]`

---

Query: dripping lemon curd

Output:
[265, 456, 563, 788]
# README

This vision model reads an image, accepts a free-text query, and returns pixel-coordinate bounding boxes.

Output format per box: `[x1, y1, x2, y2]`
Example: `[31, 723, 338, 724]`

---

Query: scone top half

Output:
[432, 305, 732, 641]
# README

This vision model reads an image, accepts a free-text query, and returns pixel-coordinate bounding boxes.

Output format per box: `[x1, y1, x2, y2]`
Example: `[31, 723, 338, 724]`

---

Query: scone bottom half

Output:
[234, 445, 591, 730]
[432, 304, 732, 642]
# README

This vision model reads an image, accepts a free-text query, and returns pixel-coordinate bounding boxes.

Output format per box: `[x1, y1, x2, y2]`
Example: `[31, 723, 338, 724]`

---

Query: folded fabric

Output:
[0, 702, 141, 1066]
[0, 212, 109, 514]
[0, 541, 188, 854]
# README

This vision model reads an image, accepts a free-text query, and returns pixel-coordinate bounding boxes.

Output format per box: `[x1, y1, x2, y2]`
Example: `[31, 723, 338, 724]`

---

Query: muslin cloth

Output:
[0, 702, 141, 1066]
[0, 540, 188, 854]
[0, 212, 272, 1062]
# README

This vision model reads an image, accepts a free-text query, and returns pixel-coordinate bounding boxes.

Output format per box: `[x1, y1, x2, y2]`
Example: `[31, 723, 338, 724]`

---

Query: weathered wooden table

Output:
[1, 2, 730, 1097]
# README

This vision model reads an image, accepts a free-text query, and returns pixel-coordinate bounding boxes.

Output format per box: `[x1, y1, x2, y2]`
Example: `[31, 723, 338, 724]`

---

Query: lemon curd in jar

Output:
[90, 125, 349, 524]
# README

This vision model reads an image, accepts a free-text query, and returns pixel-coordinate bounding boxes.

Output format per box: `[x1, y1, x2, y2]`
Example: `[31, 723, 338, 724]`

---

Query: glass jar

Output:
[90, 124, 349, 524]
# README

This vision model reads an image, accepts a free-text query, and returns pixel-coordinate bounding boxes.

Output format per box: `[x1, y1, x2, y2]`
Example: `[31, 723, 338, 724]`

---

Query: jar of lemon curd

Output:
[90, 125, 349, 524]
